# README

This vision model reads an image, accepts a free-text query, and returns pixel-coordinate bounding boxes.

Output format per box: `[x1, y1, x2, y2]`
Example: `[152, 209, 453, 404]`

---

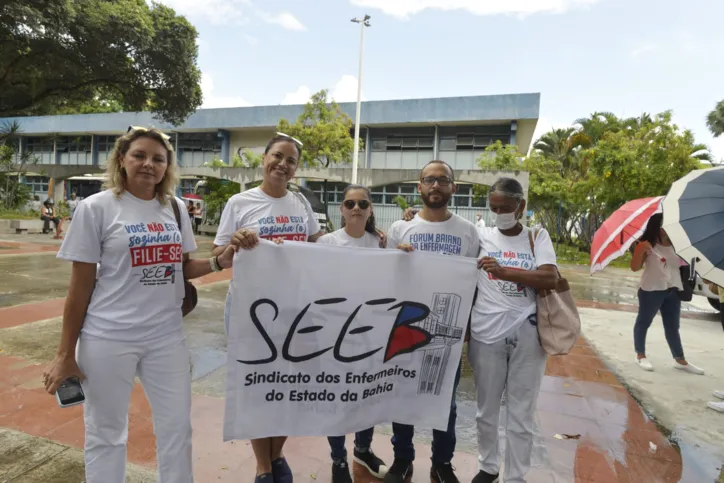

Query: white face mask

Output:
[493, 203, 520, 230]
[494, 212, 518, 230]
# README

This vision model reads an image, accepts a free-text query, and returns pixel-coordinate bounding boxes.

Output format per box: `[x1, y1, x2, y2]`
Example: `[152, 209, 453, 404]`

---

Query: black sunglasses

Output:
[421, 176, 453, 187]
[343, 199, 371, 210]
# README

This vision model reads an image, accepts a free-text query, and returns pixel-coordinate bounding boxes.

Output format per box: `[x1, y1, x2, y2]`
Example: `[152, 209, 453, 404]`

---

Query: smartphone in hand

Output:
[56, 377, 85, 408]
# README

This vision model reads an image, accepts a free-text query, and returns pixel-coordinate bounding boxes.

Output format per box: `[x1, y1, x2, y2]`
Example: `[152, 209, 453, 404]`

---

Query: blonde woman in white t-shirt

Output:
[468, 178, 558, 483]
[317, 185, 389, 483]
[630, 213, 704, 375]
[212, 133, 323, 483]
[43, 127, 236, 483]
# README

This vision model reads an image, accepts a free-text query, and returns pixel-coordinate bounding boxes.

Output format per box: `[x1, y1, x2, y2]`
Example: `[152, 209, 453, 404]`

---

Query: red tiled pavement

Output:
[0, 271, 232, 329]
[0, 240, 59, 256]
[0, 337, 690, 482]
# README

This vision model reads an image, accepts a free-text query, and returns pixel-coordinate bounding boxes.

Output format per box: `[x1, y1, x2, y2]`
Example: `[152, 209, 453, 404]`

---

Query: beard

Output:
[421, 190, 450, 209]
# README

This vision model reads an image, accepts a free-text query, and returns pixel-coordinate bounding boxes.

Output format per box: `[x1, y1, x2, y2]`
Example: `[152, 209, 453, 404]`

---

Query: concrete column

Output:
[217, 129, 231, 164]
[365, 127, 371, 168]
[51, 178, 66, 203]
[433, 125, 439, 160]
[53, 137, 60, 165]
[510, 120, 518, 148]
[91, 135, 99, 165]
[175, 133, 182, 166]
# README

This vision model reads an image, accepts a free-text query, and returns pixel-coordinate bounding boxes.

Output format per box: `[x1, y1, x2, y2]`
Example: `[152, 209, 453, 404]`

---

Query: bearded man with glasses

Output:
[383, 160, 481, 483]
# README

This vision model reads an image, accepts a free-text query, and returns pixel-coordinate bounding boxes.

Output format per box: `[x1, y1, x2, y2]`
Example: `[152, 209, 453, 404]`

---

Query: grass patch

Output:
[0, 209, 38, 220]
[555, 243, 632, 269]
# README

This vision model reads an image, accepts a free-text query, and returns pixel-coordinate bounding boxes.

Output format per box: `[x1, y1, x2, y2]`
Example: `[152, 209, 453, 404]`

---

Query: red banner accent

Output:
[130, 244, 183, 267]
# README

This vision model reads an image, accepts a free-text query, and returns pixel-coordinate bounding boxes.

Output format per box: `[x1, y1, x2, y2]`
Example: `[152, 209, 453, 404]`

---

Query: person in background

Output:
[318, 184, 388, 483]
[42, 126, 235, 483]
[476, 213, 486, 229]
[68, 192, 79, 220]
[187, 200, 195, 224]
[41, 199, 61, 237]
[29, 195, 41, 212]
[630, 213, 704, 374]
[383, 160, 480, 483]
[706, 284, 724, 413]
[468, 178, 557, 483]
[212, 133, 323, 483]
[193, 202, 203, 235]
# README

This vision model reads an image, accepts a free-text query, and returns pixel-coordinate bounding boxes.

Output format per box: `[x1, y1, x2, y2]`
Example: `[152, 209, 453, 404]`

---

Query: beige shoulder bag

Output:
[528, 227, 581, 355]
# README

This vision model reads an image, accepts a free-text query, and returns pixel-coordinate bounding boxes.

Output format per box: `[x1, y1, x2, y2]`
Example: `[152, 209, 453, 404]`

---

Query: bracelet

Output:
[210, 256, 221, 272]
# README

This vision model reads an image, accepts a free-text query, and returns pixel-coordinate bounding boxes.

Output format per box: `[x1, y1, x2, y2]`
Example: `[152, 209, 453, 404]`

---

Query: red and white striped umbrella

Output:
[590, 196, 664, 274]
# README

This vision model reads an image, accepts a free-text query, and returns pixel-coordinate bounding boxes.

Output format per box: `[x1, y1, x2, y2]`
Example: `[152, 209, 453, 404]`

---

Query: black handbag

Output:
[677, 262, 695, 302]
[170, 199, 198, 317]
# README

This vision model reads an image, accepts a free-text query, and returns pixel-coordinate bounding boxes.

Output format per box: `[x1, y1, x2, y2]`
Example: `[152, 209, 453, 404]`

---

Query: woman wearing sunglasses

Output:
[212, 133, 323, 483]
[43, 126, 235, 483]
[317, 184, 387, 483]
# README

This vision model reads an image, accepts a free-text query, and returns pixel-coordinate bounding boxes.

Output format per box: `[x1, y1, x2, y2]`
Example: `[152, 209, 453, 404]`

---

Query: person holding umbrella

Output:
[630, 214, 704, 374]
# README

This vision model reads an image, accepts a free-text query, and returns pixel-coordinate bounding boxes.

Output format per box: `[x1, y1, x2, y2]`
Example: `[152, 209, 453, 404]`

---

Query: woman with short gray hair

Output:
[469, 178, 558, 483]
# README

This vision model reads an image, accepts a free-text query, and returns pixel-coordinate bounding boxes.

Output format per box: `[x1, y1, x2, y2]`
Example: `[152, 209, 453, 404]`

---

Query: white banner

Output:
[223, 240, 478, 441]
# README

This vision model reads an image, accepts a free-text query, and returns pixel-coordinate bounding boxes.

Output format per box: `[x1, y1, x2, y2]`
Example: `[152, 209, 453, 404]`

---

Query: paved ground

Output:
[1, 234, 723, 482]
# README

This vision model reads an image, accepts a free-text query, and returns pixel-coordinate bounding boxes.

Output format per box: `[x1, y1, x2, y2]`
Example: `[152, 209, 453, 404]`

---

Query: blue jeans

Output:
[390, 362, 461, 464]
[328, 428, 375, 461]
[634, 288, 684, 359]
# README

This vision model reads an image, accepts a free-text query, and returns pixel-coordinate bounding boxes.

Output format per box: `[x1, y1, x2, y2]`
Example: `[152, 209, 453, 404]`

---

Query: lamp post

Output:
[350, 15, 370, 184]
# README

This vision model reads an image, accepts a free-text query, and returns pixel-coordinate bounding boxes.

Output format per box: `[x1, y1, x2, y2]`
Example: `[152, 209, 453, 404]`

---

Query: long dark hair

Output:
[340, 184, 377, 235]
[640, 213, 663, 247]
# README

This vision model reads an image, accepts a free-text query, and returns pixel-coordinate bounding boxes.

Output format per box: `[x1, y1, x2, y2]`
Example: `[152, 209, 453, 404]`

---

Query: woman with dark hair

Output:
[318, 184, 387, 483]
[469, 177, 558, 483]
[630, 213, 704, 374]
[319, 185, 384, 249]
[212, 133, 323, 483]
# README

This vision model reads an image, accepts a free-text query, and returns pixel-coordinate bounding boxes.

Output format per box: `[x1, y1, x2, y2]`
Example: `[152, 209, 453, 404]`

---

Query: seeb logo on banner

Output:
[241, 293, 464, 403]
[223, 242, 477, 439]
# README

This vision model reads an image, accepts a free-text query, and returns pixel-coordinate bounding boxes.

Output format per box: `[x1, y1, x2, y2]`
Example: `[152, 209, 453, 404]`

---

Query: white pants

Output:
[77, 336, 193, 483]
[468, 320, 546, 483]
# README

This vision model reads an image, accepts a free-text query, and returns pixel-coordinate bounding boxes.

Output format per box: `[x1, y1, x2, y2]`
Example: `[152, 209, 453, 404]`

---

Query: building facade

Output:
[3, 93, 540, 229]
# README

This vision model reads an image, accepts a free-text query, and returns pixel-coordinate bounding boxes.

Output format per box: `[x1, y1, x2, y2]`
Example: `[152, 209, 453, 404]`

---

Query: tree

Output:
[0, 122, 34, 209]
[707, 99, 724, 138]
[1, 0, 202, 125]
[277, 89, 360, 167]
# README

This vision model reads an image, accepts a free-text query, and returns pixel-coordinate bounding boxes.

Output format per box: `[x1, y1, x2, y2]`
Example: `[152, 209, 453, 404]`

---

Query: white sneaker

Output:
[636, 357, 654, 371]
[713, 390, 724, 400]
[707, 401, 724, 413]
[674, 362, 705, 375]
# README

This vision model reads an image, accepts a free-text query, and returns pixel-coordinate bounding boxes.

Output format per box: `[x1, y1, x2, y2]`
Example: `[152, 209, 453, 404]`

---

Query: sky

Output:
[156, 0, 724, 160]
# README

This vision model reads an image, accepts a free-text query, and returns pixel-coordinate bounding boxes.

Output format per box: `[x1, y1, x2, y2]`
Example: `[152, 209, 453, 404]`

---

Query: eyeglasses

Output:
[276, 132, 304, 147]
[343, 199, 371, 210]
[421, 176, 453, 187]
[127, 126, 172, 141]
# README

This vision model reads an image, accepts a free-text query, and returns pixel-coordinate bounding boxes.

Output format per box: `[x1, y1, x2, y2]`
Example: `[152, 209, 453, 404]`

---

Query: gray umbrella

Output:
[662, 166, 724, 287]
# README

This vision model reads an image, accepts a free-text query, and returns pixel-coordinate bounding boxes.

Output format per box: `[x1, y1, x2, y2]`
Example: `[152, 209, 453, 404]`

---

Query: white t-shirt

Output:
[476, 218, 486, 229]
[57, 190, 197, 344]
[386, 213, 480, 258]
[214, 187, 321, 246]
[639, 243, 683, 292]
[471, 226, 557, 344]
[68, 198, 79, 216]
[318, 229, 381, 248]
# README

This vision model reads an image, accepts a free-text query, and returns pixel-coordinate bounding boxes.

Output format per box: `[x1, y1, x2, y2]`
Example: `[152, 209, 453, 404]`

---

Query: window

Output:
[439, 138, 456, 151]
[97, 135, 117, 153]
[456, 136, 474, 149]
[371, 139, 387, 151]
[385, 135, 434, 151]
[24, 176, 50, 193]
